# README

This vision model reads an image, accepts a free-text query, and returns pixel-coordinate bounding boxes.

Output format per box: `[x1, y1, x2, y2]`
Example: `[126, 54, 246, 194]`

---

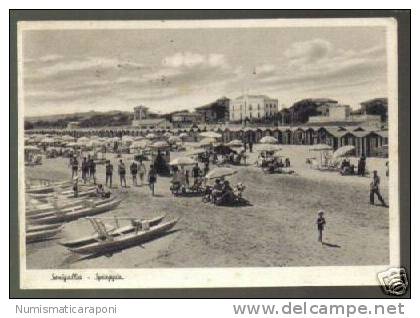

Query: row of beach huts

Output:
[26, 124, 388, 157]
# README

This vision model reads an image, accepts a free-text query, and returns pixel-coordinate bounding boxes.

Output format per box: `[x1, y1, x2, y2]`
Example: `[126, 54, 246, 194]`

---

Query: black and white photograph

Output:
[17, 17, 401, 289]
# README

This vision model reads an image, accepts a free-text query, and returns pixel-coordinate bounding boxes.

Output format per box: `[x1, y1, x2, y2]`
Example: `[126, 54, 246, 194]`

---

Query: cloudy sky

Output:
[22, 25, 388, 117]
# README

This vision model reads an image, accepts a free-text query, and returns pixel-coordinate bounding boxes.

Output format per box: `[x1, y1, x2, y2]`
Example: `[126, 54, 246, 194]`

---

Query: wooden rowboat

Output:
[27, 223, 63, 233]
[27, 196, 116, 220]
[60, 215, 166, 248]
[26, 225, 64, 243]
[28, 187, 97, 201]
[29, 197, 123, 225]
[26, 180, 72, 194]
[68, 219, 178, 255]
[26, 197, 106, 216]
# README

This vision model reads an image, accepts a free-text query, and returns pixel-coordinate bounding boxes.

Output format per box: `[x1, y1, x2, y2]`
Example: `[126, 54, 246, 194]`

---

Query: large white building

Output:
[229, 94, 279, 122]
[308, 103, 382, 127]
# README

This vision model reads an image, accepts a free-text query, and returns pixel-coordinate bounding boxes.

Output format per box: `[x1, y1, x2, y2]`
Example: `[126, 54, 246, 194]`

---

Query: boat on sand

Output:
[60, 214, 166, 248]
[68, 219, 178, 255]
[29, 197, 123, 225]
[26, 225, 64, 243]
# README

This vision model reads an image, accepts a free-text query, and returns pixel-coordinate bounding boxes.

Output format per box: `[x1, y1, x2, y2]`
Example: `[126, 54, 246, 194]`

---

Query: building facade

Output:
[308, 103, 382, 127]
[230, 94, 278, 122]
[132, 118, 172, 130]
[171, 111, 201, 128]
[195, 97, 230, 123]
[67, 121, 80, 129]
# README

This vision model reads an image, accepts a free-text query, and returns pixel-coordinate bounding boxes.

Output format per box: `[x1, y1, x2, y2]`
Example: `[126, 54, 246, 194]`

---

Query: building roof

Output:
[133, 118, 168, 125]
[172, 112, 201, 119]
[235, 94, 275, 100]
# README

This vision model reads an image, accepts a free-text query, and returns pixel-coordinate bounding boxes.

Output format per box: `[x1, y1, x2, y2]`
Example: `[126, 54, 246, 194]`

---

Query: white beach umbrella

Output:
[226, 139, 243, 147]
[332, 145, 355, 159]
[87, 140, 102, 147]
[259, 136, 278, 144]
[77, 136, 89, 143]
[179, 133, 188, 139]
[61, 135, 74, 141]
[169, 157, 197, 166]
[146, 133, 157, 139]
[151, 141, 169, 149]
[199, 137, 218, 147]
[186, 148, 206, 156]
[121, 135, 134, 143]
[205, 167, 237, 179]
[199, 131, 222, 139]
[41, 137, 55, 144]
[66, 142, 78, 148]
[133, 140, 152, 149]
[134, 136, 145, 141]
[168, 136, 182, 144]
[24, 145, 40, 152]
[163, 132, 172, 138]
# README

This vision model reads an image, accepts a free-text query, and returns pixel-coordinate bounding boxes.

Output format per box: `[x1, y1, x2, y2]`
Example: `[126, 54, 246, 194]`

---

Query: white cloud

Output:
[162, 52, 227, 68]
[25, 56, 145, 79]
[284, 39, 332, 63]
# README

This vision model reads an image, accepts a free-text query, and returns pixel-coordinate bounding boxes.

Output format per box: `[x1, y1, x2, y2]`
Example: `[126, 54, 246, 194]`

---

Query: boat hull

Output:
[69, 220, 177, 255]
[60, 215, 165, 248]
[29, 198, 123, 225]
[26, 226, 64, 243]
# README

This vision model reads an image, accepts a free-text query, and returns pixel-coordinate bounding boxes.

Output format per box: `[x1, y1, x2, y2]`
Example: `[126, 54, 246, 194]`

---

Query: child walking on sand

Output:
[316, 210, 326, 244]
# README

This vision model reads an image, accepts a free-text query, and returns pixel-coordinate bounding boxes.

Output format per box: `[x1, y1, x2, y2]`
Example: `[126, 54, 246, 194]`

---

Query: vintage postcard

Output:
[17, 17, 401, 290]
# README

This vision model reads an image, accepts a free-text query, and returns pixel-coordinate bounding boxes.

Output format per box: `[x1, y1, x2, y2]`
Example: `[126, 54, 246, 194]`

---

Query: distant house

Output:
[67, 121, 80, 129]
[308, 103, 382, 128]
[229, 94, 278, 122]
[171, 111, 201, 128]
[195, 97, 230, 123]
[132, 118, 172, 130]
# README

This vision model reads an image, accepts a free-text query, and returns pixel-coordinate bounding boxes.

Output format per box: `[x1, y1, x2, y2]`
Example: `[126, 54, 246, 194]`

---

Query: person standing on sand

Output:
[87, 155, 92, 180]
[148, 164, 157, 196]
[316, 211, 326, 243]
[130, 161, 138, 186]
[370, 170, 387, 206]
[185, 169, 190, 188]
[73, 176, 79, 198]
[90, 159, 96, 184]
[105, 160, 113, 188]
[192, 163, 201, 184]
[138, 160, 146, 185]
[71, 156, 79, 179]
[81, 157, 88, 184]
[118, 159, 127, 188]
[203, 161, 210, 176]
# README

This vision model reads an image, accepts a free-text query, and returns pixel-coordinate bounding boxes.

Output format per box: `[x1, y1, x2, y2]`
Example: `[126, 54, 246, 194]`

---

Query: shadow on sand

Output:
[322, 242, 341, 248]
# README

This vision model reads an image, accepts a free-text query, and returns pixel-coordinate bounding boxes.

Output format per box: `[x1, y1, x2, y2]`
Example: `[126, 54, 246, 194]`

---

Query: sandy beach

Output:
[25, 145, 389, 269]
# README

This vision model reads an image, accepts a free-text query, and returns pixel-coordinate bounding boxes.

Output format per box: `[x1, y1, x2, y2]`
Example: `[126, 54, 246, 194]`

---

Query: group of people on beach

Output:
[69, 155, 96, 183]
[104, 159, 157, 195]
[170, 163, 204, 195]
[69, 153, 159, 196]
